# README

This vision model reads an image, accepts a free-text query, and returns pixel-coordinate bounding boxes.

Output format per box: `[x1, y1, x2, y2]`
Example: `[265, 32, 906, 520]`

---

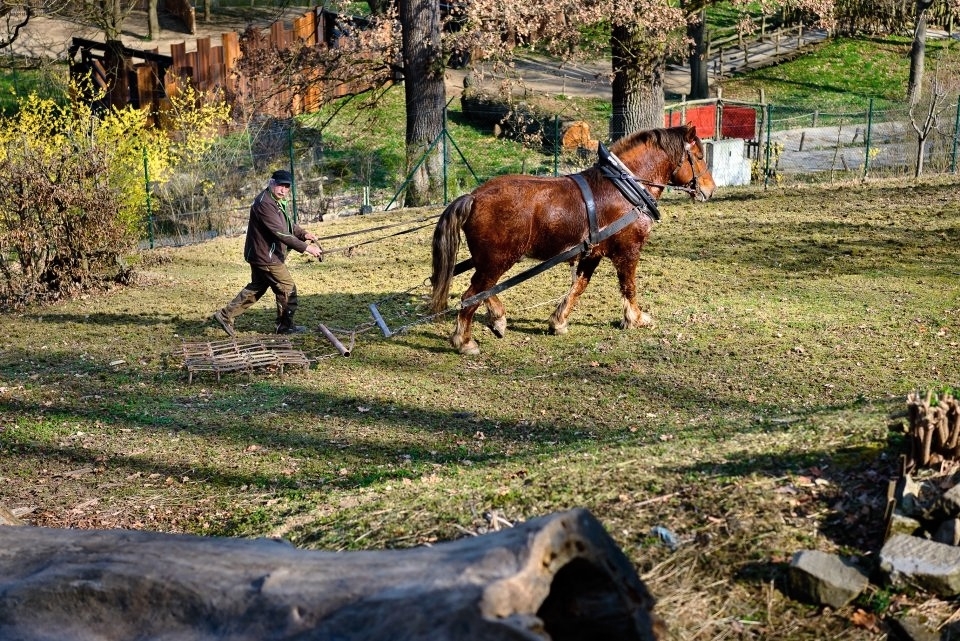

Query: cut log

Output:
[0, 508, 661, 641]
[560, 121, 598, 152]
[905, 392, 960, 471]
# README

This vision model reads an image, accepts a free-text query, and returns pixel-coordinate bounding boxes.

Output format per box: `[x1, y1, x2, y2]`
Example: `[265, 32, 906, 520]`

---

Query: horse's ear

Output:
[684, 123, 698, 141]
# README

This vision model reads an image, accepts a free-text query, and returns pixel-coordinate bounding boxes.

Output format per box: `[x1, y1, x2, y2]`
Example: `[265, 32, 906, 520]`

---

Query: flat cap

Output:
[271, 169, 293, 185]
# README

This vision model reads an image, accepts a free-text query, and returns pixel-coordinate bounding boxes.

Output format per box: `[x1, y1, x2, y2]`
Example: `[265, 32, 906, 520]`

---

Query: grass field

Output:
[2, 10, 960, 637]
[718, 35, 959, 112]
[2, 175, 959, 638]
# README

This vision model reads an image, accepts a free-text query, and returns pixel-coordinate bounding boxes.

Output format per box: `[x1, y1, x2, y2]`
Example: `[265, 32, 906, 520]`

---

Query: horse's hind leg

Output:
[614, 257, 653, 329]
[484, 295, 507, 338]
[451, 271, 502, 355]
[451, 310, 481, 355]
[549, 256, 601, 335]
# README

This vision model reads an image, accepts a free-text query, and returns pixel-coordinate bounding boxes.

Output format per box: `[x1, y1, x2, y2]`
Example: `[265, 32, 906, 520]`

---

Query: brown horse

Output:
[429, 123, 716, 355]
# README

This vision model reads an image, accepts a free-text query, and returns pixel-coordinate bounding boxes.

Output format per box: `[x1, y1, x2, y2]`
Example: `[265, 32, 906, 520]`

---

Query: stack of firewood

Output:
[905, 390, 960, 471]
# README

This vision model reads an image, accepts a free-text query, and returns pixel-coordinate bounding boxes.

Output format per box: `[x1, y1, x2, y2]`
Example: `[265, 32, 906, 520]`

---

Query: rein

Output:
[313, 214, 438, 256]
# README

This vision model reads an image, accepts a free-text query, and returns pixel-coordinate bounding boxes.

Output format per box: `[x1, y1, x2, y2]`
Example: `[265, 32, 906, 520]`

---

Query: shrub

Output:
[0, 82, 230, 308]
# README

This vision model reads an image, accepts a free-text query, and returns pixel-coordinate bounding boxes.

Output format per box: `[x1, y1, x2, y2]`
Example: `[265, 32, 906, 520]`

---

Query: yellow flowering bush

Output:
[0, 80, 230, 307]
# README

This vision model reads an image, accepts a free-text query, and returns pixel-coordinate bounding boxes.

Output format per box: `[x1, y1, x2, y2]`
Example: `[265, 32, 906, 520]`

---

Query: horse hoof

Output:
[487, 317, 507, 338]
[621, 313, 654, 329]
[458, 340, 481, 356]
[549, 322, 568, 335]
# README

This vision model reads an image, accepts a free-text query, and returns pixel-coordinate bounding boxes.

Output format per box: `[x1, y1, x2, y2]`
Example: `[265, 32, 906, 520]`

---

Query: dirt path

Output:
[13, 10, 830, 101]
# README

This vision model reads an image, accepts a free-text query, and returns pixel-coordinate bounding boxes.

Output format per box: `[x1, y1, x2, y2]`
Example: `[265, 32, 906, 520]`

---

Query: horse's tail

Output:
[429, 194, 473, 314]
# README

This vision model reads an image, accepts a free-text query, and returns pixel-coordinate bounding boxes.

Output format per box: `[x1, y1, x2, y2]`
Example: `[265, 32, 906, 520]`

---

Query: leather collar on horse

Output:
[569, 142, 661, 249]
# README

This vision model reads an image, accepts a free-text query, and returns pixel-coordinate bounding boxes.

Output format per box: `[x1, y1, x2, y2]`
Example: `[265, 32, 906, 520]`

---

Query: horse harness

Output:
[451, 142, 702, 311]
[569, 140, 704, 249]
[568, 143, 662, 251]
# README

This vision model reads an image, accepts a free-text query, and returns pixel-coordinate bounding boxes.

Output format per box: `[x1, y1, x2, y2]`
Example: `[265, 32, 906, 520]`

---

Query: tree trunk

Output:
[105, 0, 124, 41]
[147, 0, 160, 40]
[610, 24, 666, 141]
[688, 10, 709, 100]
[400, 0, 445, 207]
[907, 0, 932, 105]
[0, 509, 662, 641]
[104, 39, 130, 110]
[915, 136, 926, 176]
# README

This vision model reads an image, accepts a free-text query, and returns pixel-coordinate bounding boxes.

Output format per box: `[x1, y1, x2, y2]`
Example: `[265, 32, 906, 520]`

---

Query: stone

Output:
[942, 483, 960, 517]
[0, 504, 24, 526]
[886, 510, 923, 540]
[786, 550, 869, 608]
[880, 534, 960, 597]
[888, 613, 943, 641]
[933, 518, 960, 546]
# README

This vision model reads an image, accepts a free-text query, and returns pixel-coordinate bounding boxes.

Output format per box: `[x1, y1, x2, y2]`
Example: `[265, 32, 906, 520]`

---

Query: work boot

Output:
[276, 324, 307, 335]
[276, 309, 305, 335]
[213, 309, 236, 337]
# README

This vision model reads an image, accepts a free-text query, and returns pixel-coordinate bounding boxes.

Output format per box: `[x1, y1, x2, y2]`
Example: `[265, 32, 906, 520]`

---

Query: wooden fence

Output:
[705, 21, 827, 80]
[69, 9, 367, 123]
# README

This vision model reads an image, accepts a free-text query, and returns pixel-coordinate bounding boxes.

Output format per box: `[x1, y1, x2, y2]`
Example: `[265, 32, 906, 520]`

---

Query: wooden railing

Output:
[707, 21, 824, 79]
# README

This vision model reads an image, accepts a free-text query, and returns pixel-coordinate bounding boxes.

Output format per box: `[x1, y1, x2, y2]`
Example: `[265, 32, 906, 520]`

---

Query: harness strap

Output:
[569, 173, 600, 245]
[456, 205, 645, 310]
[596, 143, 661, 221]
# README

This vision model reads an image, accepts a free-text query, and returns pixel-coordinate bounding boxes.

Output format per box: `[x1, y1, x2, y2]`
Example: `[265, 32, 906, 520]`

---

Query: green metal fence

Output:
[138, 96, 960, 248]
[760, 99, 960, 185]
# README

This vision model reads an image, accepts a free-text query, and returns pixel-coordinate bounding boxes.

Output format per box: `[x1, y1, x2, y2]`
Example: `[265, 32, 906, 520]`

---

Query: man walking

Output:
[213, 169, 323, 336]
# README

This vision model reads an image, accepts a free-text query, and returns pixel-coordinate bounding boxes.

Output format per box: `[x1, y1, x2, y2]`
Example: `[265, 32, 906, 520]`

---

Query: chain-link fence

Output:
[763, 100, 960, 183]
[138, 109, 598, 248]
[665, 96, 960, 184]
[139, 96, 960, 248]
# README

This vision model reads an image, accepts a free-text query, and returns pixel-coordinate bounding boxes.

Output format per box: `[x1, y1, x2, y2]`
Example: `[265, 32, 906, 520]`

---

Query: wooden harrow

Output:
[181, 336, 310, 383]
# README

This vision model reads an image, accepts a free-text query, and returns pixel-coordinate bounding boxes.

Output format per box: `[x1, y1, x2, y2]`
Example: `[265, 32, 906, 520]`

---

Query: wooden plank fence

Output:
[69, 8, 368, 123]
[664, 101, 759, 140]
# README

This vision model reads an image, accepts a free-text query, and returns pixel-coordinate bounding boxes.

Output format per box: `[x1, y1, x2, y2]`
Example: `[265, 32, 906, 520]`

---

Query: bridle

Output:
[638, 141, 705, 197]
[674, 143, 706, 195]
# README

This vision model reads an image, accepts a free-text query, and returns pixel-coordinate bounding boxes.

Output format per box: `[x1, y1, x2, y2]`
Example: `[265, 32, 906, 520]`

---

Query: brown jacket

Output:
[243, 188, 309, 266]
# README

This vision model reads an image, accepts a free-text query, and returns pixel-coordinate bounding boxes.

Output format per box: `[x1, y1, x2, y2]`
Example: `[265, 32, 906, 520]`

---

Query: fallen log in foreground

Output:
[0, 508, 661, 641]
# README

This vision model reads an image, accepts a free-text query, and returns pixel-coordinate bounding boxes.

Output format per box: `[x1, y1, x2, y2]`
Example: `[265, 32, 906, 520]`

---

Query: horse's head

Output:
[671, 124, 716, 203]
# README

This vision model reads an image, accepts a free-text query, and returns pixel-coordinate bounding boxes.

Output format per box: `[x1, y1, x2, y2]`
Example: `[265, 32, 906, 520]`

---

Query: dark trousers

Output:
[219, 263, 299, 330]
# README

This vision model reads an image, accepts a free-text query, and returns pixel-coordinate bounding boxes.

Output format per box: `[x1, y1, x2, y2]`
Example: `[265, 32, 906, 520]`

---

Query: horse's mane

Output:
[609, 124, 691, 162]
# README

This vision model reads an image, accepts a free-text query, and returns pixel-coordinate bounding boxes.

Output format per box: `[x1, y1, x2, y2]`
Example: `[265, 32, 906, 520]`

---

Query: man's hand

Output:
[306, 243, 324, 262]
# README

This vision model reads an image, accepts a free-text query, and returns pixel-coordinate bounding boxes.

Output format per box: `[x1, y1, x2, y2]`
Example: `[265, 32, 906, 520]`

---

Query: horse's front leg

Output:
[613, 257, 653, 329]
[549, 256, 601, 335]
